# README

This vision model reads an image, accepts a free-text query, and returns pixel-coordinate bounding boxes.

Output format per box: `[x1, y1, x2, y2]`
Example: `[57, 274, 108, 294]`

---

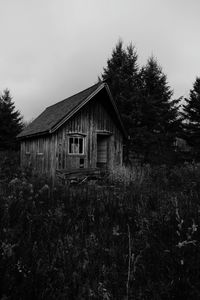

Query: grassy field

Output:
[1, 152, 200, 299]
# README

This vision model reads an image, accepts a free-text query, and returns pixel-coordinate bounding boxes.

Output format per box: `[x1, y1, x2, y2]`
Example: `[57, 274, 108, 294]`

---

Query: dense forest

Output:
[1, 41, 200, 299]
[101, 40, 200, 164]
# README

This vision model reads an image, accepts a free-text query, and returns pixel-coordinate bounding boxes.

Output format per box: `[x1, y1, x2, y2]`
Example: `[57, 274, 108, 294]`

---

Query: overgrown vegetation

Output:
[1, 157, 200, 299]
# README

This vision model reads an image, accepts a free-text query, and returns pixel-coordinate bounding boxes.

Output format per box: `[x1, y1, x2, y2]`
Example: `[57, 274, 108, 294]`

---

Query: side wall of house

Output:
[20, 93, 124, 178]
[20, 135, 54, 176]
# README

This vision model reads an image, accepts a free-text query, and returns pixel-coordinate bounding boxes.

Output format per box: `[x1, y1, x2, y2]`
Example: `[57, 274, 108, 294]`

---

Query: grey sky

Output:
[1, 0, 200, 121]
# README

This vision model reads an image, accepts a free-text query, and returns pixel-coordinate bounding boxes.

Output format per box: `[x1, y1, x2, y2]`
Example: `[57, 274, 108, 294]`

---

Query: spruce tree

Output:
[0, 89, 23, 150]
[101, 43, 181, 164]
[182, 77, 200, 159]
[101, 40, 140, 128]
[138, 57, 181, 163]
[101, 40, 141, 162]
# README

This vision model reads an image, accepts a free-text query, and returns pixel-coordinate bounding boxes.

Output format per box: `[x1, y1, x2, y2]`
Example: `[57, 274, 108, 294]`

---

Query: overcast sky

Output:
[1, 0, 200, 121]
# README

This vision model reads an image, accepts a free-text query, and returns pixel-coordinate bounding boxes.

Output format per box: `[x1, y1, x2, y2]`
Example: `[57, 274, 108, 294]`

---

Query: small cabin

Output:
[17, 82, 126, 180]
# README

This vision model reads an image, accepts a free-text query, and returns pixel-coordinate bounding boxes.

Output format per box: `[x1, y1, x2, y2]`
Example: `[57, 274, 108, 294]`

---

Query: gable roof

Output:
[18, 82, 126, 139]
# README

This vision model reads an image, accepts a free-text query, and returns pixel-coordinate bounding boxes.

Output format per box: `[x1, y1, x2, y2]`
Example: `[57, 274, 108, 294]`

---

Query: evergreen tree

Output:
[137, 57, 181, 163]
[101, 40, 141, 162]
[0, 89, 23, 150]
[101, 42, 181, 164]
[101, 40, 139, 129]
[182, 77, 200, 159]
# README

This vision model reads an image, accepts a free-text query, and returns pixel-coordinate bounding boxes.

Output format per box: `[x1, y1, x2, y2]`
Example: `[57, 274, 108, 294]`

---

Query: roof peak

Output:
[17, 81, 106, 138]
[47, 81, 103, 110]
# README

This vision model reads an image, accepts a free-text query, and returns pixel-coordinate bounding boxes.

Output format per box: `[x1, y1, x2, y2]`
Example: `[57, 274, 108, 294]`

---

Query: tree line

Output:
[1, 40, 200, 164]
[100, 40, 200, 164]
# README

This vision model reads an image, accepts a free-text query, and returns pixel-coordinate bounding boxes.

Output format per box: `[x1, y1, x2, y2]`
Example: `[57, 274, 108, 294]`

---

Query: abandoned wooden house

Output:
[17, 82, 126, 180]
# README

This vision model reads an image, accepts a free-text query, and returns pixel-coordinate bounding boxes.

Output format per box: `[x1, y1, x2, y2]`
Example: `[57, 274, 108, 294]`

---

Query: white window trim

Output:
[68, 135, 85, 155]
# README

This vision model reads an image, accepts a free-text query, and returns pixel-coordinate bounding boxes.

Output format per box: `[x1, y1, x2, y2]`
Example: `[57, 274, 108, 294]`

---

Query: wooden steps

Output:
[56, 168, 102, 184]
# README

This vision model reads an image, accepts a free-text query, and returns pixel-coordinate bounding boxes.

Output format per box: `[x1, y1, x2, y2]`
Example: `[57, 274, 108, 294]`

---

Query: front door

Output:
[97, 135, 109, 168]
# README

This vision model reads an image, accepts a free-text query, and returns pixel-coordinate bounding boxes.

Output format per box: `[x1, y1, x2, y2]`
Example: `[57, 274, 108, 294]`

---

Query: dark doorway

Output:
[97, 135, 109, 168]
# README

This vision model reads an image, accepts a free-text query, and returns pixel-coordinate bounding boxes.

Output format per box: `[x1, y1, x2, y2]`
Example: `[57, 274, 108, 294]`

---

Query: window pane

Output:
[80, 158, 84, 168]
[68, 136, 84, 154]
[38, 139, 43, 153]
[69, 137, 73, 153]
[74, 143, 78, 154]
[79, 138, 83, 153]
[25, 141, 30, 153]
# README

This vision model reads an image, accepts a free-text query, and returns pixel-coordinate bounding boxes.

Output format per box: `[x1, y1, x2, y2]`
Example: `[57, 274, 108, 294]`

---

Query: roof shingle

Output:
[18, 82, 102, 138]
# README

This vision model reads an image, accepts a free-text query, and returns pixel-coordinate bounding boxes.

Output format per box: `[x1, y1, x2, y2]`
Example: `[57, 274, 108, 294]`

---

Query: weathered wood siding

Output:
[20, 93, 124, 178]
[53, 97, 123, 173]
[20, 135, 53, 175]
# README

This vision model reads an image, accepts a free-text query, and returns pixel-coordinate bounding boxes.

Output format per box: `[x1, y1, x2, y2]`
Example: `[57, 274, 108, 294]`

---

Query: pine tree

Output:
[0, 89, 23, 150]
[101, 42, 181, 164]
[138, 57, 181, 163]
[182, 77, 200, 159]
[101, 40, 141, 162]
[101, 40, 140, 129]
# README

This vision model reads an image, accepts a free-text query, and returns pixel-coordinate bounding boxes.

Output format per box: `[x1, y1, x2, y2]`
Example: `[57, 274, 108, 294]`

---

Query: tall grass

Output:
[108, 164, 148, 186]
[1, 160, 200, 299]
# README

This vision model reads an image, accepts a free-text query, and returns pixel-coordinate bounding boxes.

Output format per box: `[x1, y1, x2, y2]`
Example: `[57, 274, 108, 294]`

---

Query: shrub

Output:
[0, 151, 20, 181]
[108, 164, 149, 186]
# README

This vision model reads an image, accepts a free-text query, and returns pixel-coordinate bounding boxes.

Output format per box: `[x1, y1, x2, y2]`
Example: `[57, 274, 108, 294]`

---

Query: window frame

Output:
[25, 141, 31, 155]
[68, 134, 85, 155]
[37, 139, 44, 155]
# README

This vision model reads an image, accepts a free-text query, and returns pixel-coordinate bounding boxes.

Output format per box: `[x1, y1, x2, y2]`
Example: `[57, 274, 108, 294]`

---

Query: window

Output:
[68, 136, 84, 154]
[25, 141, 31, 154]
[37, 139, 43, 154]
[80, 158, 84, 168]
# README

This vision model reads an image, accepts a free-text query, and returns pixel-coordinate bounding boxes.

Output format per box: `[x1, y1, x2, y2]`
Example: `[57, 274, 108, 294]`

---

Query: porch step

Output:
[56, 168, 103, 184]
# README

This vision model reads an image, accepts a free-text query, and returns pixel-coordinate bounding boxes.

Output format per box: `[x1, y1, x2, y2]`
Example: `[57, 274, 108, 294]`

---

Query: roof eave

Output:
[17, 130, 50, 140]
[18, 82, 127, 139]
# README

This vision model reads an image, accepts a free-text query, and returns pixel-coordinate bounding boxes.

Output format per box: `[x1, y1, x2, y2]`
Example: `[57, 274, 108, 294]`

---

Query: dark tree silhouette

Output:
[137, 57, 181, 163]
[101, 42, 180, 164]
[0, 89, 23, 150]
[100, 40, 142, 162]
[182, 77, 200, 160]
